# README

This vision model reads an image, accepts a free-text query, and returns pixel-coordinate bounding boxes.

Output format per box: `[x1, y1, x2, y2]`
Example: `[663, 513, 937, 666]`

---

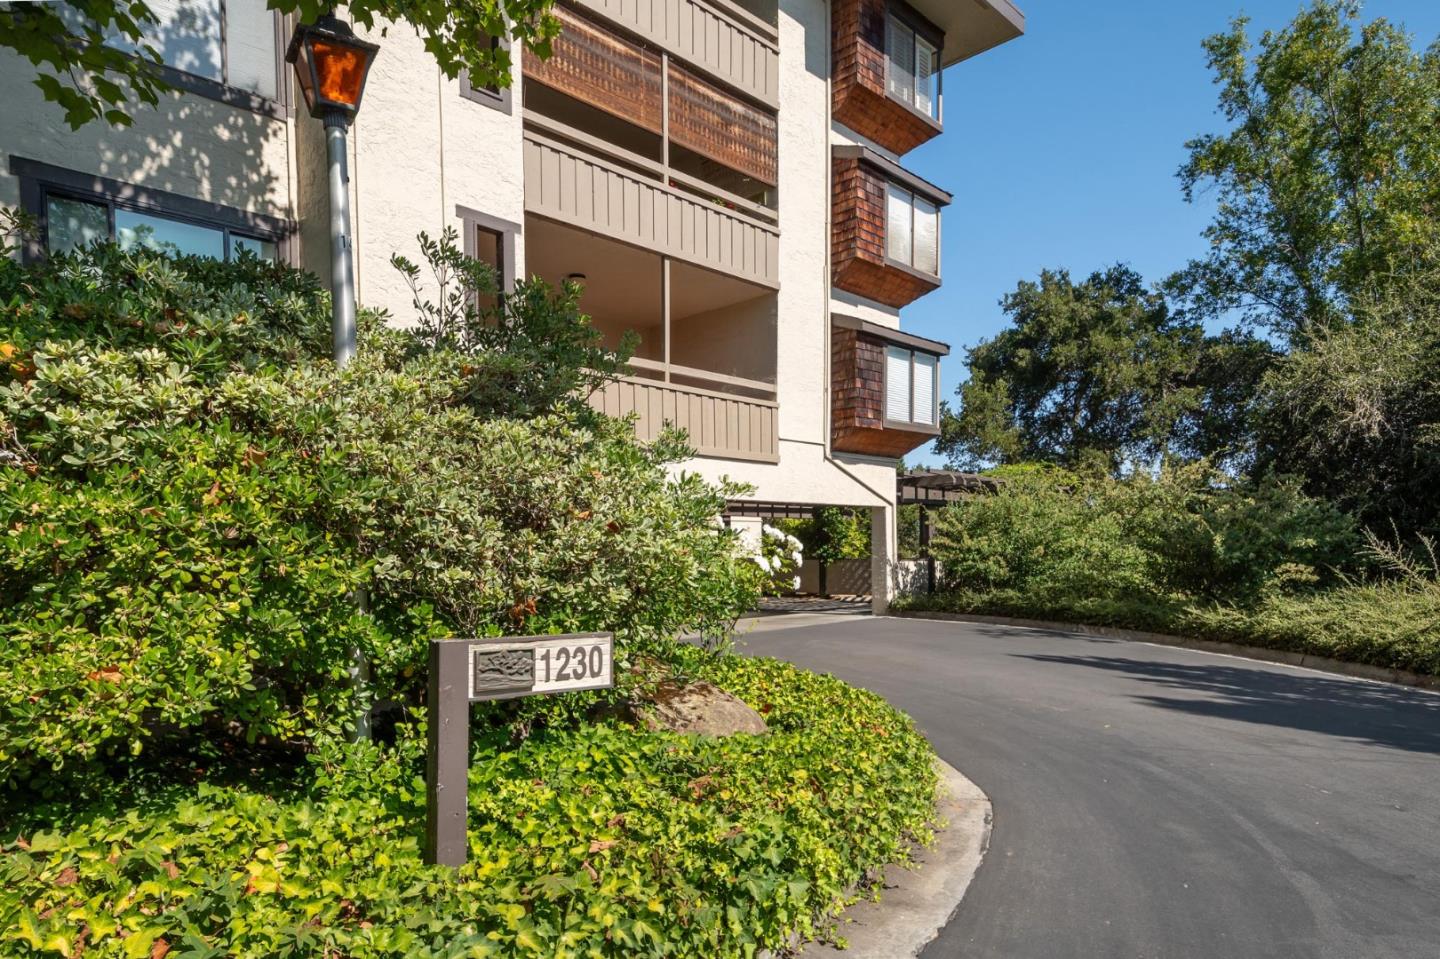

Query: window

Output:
[43, 195, 276, 260]
[13, 157, 288, 263]
[886, 183, 940, 275]
[86, 0, 281, 104]
[460, 34, 513, 113]
[887, 12, 939, 120]
[458, 205, 520, 310]
[885, 346, 938, 426]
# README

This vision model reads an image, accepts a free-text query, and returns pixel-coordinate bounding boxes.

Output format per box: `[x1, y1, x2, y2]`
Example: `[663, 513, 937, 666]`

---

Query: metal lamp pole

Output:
[287, 13, 380, 742]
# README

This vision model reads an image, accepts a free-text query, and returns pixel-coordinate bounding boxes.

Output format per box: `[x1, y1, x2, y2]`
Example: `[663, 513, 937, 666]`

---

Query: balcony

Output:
[571, 0, 779, 107]
[831, 145, 950, 308]
[831, 315, 948, 458]
[522, 4, 778, 214]
[528, 216, 779, 463]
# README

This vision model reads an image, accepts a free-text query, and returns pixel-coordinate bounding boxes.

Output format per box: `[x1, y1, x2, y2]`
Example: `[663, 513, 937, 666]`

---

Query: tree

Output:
[937, 265, 1273, 473]
[0, 0, 559, 129]
[1169, 0, 1440, 343]
[1253, 258, 1440, 535]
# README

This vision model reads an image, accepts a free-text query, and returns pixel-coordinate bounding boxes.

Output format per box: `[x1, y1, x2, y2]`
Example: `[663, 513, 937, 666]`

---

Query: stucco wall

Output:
[0, 53, 294, 228]
[669, 292, 777, 383]
[322, 24, 527, 322]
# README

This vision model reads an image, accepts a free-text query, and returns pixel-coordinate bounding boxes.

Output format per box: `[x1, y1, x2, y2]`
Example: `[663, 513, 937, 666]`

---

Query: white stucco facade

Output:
[0, 0, 1022, 612]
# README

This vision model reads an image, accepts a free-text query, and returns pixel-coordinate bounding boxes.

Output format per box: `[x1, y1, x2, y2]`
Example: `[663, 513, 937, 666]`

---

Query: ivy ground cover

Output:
[1, 653, 939, 959]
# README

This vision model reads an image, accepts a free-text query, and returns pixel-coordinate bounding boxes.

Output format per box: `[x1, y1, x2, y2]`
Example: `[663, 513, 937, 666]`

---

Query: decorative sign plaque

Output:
[425, 633, 614, 866]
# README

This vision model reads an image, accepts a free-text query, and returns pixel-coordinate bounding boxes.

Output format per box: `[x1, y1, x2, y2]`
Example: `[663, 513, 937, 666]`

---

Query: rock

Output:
[643, 681, 769, 737]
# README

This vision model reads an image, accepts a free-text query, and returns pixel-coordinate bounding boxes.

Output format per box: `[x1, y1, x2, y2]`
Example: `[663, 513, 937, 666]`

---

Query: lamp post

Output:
[287, 12, 379, 741]
[287, 12, 379, 366]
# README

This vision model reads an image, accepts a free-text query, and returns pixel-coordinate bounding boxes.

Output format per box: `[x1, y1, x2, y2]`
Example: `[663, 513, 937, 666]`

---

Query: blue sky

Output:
[903, 0, 1440, 466]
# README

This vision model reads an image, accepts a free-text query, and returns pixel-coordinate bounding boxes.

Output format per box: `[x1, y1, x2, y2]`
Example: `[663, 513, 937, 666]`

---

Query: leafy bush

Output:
[928, 464, 1358, 607]
[0, 243, 759, 788]
[0, 655, 938, 959]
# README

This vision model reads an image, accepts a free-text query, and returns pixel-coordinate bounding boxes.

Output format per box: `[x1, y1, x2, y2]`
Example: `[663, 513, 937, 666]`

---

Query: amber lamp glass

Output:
[286, 15, 380, 120]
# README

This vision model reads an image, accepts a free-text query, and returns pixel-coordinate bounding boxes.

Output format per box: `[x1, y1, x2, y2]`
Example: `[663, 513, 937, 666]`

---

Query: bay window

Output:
[887, 11, 940, 121]
[886, 183, 940, 275]
[885, 346, 938, 426]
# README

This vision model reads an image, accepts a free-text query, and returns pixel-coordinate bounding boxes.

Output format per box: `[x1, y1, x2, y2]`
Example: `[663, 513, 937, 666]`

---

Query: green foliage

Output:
[938, 265, 1274, 472]
[0, 655, 939, 959]
[1252, 264, 1440, 535]
[0, 243, 759, 788]
[1169, 0, 1440, 340]
[1, 0, 560, 129]
[390, 227, 636, 419]
[778, 509, 869, 566]
[926, 465, 1359, 609]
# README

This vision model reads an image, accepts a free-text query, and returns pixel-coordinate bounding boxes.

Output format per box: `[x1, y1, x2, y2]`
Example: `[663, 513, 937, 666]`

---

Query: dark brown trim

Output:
[882, 418, 941, 435]
[832, 144, 952, 205]
[884, 253, 942, 284]
[10, 156, 295, 264]
[158, 63, 290, 120]
[832, 313, 950, 355]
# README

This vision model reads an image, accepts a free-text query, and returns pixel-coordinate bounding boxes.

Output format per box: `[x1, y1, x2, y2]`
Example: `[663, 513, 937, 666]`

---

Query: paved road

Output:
[739, 614, 1440, 959]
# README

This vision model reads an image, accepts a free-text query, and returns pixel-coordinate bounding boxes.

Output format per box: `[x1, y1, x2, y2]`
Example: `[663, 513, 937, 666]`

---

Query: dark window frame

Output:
[10, 156, 294, 264]
[457, 205, 520, 297]
[883, 181, 942, 278]
[884, 0, 944, 128]
[882, 343, 942, 433]
[459, 34, 514, 114]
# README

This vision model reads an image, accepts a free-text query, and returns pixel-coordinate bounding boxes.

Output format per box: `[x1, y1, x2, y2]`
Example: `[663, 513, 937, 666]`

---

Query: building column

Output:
[869, 503, 895, 615]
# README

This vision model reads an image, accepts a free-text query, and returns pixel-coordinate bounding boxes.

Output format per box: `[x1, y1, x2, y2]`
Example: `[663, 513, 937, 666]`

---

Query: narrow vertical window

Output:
[886, 346, 912, 422]
[887, 16, 915, 105]
[913, 197, 939, 275]
[912, 352, 937, 425]
[474, 226, 503, 312]
[886, 182, 912, 265]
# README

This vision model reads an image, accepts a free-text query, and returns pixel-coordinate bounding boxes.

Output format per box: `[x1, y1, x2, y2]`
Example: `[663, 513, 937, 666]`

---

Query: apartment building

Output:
[0, 0, 1023, 611]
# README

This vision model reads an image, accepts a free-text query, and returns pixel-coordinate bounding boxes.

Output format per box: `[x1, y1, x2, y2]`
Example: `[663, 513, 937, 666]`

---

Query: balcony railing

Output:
[572, 0, 779, 107]
[589, 364, 779, 463]
[523, 5, 778, 190]
[523, 128, 780, 287]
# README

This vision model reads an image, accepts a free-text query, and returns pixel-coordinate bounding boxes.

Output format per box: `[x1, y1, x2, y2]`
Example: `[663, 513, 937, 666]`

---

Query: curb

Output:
[789, 759, 992, 958]
[892, 610, 1440, 691]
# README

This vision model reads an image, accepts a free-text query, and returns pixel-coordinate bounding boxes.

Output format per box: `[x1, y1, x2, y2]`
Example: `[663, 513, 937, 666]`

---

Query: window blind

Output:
[912, 352, 937, 424]
[225, 0, 278, 98]
[886, 347, 912, 421]
[915, 36, 936, 117]
[887, 16, 915, 105]
[913, 197, 939, 275]
[886, 183, 912, 264]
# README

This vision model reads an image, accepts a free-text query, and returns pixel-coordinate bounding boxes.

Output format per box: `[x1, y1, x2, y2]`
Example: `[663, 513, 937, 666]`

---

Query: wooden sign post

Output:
[425, 632, 614, 867]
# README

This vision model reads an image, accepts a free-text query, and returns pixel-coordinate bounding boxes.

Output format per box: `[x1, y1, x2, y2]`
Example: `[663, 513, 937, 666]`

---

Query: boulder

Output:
[644, 680, 769, 737]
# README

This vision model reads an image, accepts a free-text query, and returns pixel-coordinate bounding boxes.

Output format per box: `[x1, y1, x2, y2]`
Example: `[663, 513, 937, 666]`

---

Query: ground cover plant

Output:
[0, 653, 938, 958]
[0, 238, 942, 955]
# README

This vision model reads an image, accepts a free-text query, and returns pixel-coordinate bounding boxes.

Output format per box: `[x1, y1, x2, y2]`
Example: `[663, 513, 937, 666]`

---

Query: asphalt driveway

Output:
[738, 614, 1440, 959]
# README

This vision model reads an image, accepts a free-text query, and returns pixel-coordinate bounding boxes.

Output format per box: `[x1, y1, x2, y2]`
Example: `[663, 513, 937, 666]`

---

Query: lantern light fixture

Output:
[286, 13, 380, 122]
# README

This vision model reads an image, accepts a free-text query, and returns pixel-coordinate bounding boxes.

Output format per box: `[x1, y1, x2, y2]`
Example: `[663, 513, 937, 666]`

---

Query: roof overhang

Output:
[915, 0, 1026, 69]
[833, 313, 950, 356]
[832, 145, 953, 206]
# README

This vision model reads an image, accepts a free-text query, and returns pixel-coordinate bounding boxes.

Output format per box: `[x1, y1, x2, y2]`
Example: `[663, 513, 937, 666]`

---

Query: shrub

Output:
[928, 464, 1358, 607]
[0, 655, 938, 959]
[0, 243, 759, 789]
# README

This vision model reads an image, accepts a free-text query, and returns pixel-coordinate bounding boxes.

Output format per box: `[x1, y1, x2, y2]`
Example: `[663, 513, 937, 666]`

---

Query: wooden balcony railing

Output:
[589, 372, 779, 463]
[523, 129, 780, 287]
[524, 5, 777, 186]
[573, 0, 778, 107]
